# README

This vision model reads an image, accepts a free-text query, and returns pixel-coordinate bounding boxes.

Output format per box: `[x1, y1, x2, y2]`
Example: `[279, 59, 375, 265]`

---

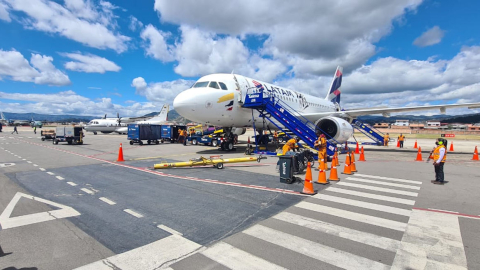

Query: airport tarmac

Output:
[1, 126, 480, 270]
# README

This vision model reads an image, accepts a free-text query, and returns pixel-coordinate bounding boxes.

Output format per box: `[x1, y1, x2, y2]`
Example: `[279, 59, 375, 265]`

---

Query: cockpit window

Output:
[219, 82, 228, 90]
[208, 81, 220, 89]
[193, 81, 209, 88]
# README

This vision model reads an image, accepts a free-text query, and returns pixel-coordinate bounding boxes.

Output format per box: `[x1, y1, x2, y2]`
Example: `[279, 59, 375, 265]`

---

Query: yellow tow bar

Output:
[153, 155, 267, 169]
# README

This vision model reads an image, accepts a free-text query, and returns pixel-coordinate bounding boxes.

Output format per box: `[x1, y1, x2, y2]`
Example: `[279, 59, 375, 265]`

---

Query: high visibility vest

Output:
[274, 131, 278, 138]
[433, 145, 447, 162]
[285, 139, 297, 149]
[398, 135, 405, 141]
[384, 135, 389, 141]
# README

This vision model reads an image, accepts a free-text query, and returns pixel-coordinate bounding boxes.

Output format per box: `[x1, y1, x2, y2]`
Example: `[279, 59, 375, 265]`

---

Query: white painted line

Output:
[336, 182, 418, 197]
[81, 188, 94, 195]
[74, 235, 202, 270]
[99, 197, 116, 205]
[353, 173, 422, 185]
[274, 212, 401, 252]
[123, 209, 143, 218]
[39, 168, 46, 171]
[391, 209, 467, 270]
[27, 161, 32, 163]
[428, 208, 459, 214]
[296, 201, 407, 231]
[33, 164, 38, 166]
[56, 176, 65, 180]
[227, 181, 238, 184]
[46, 172, 55, 175]
[22, 158, 26, 160]
[202, 242, 286, 270]
[326, 187, 416, 205]
[312, 194, 412, 217]
[250, 185, 266, 188]
[346, 177, 420, 190]
[67, 182, 77, 186]
[244, 225, 390, 270]
[157, 224, 183, 236]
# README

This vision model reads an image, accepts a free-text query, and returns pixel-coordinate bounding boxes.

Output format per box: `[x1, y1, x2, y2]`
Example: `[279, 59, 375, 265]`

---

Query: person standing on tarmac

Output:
[432, 138, 446, 185]
[398, 133, 405, 148]
[12, 125, 18, 134]
[384, 133, 389, 146]
[282, 136, 299, 155]
[314, 134, 327, 170]
[183, 129, 187, 146]
[33, 126, 37, 134]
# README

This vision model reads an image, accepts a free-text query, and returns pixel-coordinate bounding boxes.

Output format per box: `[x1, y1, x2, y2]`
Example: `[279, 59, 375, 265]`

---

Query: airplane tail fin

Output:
[149, 104, 169, 122]
[325, 66, 342, 104]
[0, 112, 5, 120]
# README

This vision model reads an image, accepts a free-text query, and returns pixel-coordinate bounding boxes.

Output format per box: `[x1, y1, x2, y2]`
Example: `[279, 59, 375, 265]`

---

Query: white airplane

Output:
[84, 105, 169, 135]
[173, 67, 480, 144]
[114, 104, 170, 134]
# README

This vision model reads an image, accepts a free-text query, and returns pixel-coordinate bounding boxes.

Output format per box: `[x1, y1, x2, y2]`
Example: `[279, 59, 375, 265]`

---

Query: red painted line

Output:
[413, 207, 480, 219]
[14, 138, 306, 196]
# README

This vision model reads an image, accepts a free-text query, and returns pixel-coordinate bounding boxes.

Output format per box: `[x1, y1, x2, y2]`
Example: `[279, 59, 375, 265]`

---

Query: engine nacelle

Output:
[233, 127, 246, 135]
[314, 116, 353, 143]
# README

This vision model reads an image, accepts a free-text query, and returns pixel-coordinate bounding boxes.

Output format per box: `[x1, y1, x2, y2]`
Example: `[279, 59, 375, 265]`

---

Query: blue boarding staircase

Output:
[351, 119, 385, 146]
[242, 88, 341, 156]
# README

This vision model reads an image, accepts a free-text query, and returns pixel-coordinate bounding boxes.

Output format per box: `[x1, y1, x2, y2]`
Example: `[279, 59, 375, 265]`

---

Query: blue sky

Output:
[0, 0, 479, 117]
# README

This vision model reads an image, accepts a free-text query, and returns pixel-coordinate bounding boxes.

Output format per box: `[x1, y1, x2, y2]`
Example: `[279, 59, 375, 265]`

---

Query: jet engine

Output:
[233, 127, 246, 135]
[314, 116, 353, 143]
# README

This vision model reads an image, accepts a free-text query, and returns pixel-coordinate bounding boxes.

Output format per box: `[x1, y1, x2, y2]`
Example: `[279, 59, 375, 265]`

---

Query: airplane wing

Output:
[301, 102, 480, 119]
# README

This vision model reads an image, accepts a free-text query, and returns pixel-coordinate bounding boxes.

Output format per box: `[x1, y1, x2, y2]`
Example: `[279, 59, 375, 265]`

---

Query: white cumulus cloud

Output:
[140, 24, 174, 62]
[62, 52, 121, 73]
[131, 77, 194, 103]
[413, 26, 445, 47]
[0, 1, 11, 22]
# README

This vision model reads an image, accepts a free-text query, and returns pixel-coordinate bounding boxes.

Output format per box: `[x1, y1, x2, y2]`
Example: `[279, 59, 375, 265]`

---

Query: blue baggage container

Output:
[161, 125, 186, 143]
[128, 124, 162, 145]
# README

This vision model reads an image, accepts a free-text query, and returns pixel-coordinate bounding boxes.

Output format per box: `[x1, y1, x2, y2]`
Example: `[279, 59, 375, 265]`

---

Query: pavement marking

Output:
[27, 161, 32, 163]
[346, 177, 421, 190]
[55, 176, 65, 180]
[336, 182, 419, 197]
[414, 207, 480, 219]
[274, 212, 401, 252]
[99, 197, 116, 205]
[353, 173, 422, 185]
[22, 158, 26, 160]
[428, 208, 459, 213]
[326, 187, 416, 205]
[123, 209, 143, 218]
[202, 241, 286, 270]
[46, 172, 55, 175]
[67, 182, 77, 186]
[81, 188, 94, 195]
[33, 164, 38, 166]
[296, 201, 407, 232]
[39, 168, 46, 171]
[74, 234, 202, 270]
[157, 224, 183, 236]
[312, 193, 412, 217]
[391, 209, 467, 270]
[244, 225, 390, 270]
[0, 192, 80, 229]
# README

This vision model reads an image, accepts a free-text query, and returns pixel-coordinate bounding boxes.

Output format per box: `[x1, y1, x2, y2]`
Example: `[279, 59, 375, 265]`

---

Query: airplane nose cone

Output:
[173, 89, 197, 119]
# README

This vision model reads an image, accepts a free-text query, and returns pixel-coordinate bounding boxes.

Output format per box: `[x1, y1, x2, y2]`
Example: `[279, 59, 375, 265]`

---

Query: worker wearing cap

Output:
[384, 133, 389, 146]
[282, 137, 299, 155]
[314, 134, 327, 170]
[398, 133, 405, 148]
[432, 138, 446, 185]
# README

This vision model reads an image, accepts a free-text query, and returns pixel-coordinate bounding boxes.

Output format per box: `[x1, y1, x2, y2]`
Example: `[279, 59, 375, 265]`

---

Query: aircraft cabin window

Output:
[219, 82, 228, 90]
[209, 81, 220, 89]
[193, 81, 209, 88]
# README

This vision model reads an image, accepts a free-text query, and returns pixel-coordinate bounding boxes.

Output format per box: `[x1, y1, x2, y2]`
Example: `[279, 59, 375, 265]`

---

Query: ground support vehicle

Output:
[186, 134, 221, 147]
[153, 155, 267, 170]
[41, 129, 55, 141]
[127, 124, 162, 145]
[161, 125, 186, 143]
[53, 127, 83, 145]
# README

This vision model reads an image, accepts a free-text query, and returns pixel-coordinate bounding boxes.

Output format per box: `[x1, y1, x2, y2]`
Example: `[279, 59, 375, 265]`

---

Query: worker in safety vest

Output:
[282, 137, 299, 155]
[432, 138, 446, 185]
[398, 134, 405, 148]
[273, 130, 278, 143]
[314, 134, 327, 170]
[384, 133, 389, 146]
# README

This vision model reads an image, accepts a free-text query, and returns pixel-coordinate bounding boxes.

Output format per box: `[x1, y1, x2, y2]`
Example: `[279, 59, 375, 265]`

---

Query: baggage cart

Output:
[41, 129, 56, 141]
[127, 124, 162, 145]
[53, 127, 84, 145]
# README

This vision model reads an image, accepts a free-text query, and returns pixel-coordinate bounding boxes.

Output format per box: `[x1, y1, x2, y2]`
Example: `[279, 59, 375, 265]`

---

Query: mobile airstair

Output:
[351, 119, 385, 146]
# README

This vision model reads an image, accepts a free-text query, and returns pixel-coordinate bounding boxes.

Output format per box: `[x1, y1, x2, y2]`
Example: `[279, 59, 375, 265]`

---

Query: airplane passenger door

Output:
[234, 75, 252, 103]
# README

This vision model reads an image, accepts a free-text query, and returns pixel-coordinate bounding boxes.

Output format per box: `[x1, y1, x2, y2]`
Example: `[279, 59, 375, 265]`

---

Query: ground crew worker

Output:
[282, 136, 299, 155]
[384, 133, 389, 146]
[273, 130, 278, 143]
[314, 134, 327, 170]
[12, 125, 18, 134]
[33, 126, 37, 134]
[432, 138, 446, 185]
[79, 130, 84, 143]
[398, 133, 405, 148]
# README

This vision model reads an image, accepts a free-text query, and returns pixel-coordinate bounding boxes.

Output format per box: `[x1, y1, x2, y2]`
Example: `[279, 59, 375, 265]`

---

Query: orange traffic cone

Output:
[334, 151, 340, 166]
[248, 136, 251, 144]
[301, 162, 317, 195]
[414, 140, 418, 149]
[350, 151, 357, 172]
[358, 146, 366, 161]
[117, 143, 125, 162]
[355, 142, 359, 154]
[318, 157, 326, 171]
[449, 142, 454, 151]
[472, 146, 479, 161]
[316, 168, 329, 185]
[341, 154, 353, 175]
[396, 140, 400, 148]
[328, 158, 340, 181]
[415, 147, 423, 161]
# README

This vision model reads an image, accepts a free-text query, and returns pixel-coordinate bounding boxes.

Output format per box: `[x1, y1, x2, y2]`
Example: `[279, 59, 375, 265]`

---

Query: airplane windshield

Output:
[193, 81, 209, 88]
[219, 82, 228, 90]
[208, 82, 220, 89]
